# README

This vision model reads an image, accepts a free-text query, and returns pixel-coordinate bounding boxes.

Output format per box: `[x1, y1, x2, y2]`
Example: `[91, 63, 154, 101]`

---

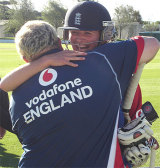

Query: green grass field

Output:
[0, 43, 160, 167]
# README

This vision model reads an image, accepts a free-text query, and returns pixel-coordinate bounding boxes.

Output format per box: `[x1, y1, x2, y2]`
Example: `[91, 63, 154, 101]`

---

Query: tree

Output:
[114, 5, 142, 38]
[0, 0, 19, 20]
[0, 0, 11, 20]
[42, 0, 67, 30]
[143, 21, 159, 31]
[132, 10, 142, 24]
[5, 0, 37, 35]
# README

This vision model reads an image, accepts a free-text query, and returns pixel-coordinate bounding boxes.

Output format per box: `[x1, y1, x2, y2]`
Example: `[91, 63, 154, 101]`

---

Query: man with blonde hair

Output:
[15, 20, 60, 62]
[0, 20, 86, 139]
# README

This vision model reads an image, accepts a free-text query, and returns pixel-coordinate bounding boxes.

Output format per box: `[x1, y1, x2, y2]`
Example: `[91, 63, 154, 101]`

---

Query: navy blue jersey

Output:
[10, 40, 137, 167]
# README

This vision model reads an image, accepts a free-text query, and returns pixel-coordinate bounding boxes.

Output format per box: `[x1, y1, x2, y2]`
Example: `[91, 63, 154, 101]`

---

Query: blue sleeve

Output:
[95, 40, 137, 97]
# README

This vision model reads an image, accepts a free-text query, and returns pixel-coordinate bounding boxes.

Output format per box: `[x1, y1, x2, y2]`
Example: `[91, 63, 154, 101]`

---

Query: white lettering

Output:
[49, 99, 60, 111]
[39, 90, 47, 101]
[25, 100, 33, 108]
[30, 107, 41, 121]
[32, 97, 39, 105]
[61, 94, 72, 107]
[70, 89, 83, 102]
[81, 86, 93, 98]
[74, 78, 82, 86]
[39, 102, 51, 114]
[23, 111, 33, 124]
[25, 78, 83, 109]
[53, 84, 58, 95]
[58, 84, 66, 92]
[23, 85, 93, 124]
[46, 89, 54, 97]
[65, 80, 75, 89]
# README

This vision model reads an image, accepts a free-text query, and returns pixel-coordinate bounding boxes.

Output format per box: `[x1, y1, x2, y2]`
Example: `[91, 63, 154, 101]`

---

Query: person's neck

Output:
[32, 46, 63, 61]
[38, 46, 59, 57]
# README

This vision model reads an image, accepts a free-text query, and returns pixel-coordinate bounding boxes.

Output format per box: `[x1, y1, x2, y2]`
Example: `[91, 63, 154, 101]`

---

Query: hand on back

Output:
[45, 50, 87, 67]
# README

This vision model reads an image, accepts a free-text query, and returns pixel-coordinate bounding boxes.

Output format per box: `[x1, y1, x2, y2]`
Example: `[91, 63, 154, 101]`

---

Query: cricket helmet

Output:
[60, 1, 115, 41]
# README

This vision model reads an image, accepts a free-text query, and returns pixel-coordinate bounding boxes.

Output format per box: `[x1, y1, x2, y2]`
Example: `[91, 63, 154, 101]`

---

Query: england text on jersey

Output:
[23, 78, 93, 124]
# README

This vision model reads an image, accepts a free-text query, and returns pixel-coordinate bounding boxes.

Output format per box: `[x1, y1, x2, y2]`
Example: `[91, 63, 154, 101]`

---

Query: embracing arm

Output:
[0, 50, 87, 92]
[139, 36, 159, 64]
[0, 59, 48, 92]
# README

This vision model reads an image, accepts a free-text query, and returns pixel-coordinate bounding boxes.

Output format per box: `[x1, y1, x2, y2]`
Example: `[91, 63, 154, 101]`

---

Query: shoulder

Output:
[95, 40, 137, 53]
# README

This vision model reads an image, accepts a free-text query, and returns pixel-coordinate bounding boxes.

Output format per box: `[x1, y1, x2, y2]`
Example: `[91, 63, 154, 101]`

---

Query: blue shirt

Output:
[10, 40, 137, 167]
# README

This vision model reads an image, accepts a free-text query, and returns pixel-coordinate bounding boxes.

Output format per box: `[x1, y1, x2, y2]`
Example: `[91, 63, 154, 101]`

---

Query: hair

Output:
[15, 20, 59, 61]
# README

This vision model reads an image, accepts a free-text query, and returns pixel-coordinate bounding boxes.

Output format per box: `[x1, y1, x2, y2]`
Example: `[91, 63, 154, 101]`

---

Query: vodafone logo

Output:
[39, 68, 57, 86]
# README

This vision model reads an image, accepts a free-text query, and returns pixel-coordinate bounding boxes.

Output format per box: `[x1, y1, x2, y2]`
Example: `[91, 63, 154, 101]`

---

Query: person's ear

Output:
[58, 38, 63, 50]
[22, 56, 29, 63]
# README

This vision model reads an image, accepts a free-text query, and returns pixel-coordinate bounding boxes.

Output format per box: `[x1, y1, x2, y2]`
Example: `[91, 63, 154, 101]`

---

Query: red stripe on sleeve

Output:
[131, 36, 144, 73]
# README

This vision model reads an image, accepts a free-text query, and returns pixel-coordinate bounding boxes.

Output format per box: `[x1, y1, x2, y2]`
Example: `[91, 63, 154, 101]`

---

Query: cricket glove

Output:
[123, 136, 159, 167]
[123, 143, 150, 167]
[118, 116, 153, 146]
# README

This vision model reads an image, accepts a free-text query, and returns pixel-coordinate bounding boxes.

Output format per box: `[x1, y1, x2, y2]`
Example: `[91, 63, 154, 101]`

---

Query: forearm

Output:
[0, 57, 50, 92]
[0, 50, 86, 92]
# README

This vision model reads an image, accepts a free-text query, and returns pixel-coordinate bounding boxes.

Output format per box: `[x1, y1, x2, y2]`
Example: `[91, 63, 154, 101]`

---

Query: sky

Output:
[31, 0, 160, 22]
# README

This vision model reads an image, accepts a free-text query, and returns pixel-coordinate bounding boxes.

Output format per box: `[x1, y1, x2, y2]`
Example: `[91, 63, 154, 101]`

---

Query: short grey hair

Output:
[15, 20, 59, 61]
